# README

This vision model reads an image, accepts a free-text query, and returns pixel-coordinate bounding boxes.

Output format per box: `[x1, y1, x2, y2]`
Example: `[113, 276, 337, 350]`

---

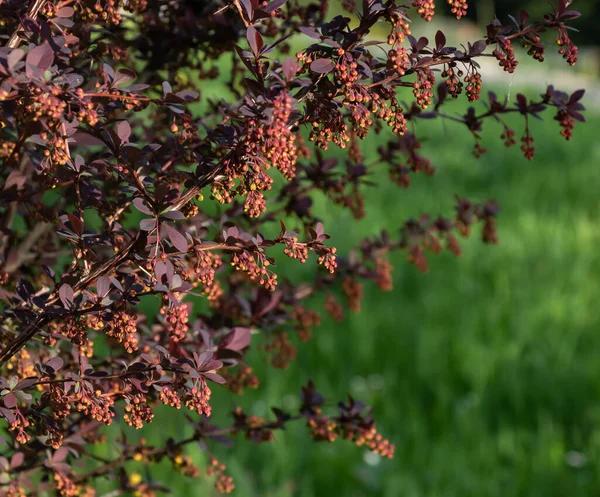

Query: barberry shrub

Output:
[0, 0, 586, 495]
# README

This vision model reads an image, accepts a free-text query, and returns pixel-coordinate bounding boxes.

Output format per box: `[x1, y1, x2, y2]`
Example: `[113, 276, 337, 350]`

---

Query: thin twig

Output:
[232, 0, 250, 28]
[5, 0, 47, 49]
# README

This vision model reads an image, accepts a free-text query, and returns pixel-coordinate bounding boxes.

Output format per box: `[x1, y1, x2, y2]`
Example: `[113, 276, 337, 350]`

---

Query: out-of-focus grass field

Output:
[115, 81, 600, 497]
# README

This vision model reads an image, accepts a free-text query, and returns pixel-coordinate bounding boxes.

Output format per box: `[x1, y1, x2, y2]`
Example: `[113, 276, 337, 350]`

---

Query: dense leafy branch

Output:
[0, 0, 585, 495]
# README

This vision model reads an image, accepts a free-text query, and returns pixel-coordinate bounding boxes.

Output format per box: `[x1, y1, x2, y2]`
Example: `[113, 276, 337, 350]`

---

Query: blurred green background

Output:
[108, 3, 600, 496]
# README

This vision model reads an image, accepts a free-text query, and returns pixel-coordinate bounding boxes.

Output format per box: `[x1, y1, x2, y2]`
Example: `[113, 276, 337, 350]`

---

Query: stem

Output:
[5, 0, 46, 49]
[232, 0, 250, 28]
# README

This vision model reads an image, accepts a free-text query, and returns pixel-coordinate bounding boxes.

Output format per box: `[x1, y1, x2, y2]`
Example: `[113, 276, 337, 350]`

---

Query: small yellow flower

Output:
[129, 473, 143, 486]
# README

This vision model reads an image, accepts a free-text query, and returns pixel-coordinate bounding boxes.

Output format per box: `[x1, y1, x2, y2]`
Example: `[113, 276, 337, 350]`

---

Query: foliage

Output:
[0, 0, 586, 495]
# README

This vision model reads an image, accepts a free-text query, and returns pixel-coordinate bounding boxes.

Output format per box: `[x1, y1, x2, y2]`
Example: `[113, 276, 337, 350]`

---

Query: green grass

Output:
[99, 86, 600, 497]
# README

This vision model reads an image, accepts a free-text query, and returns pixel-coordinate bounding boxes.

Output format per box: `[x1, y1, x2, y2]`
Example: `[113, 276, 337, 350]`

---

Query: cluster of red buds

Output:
[492, 38, 519, 73]
[124, 392, 154, 429]
[557, 27, 579, 66]
[159, 299, 190, 342]
[413, 0, 435, 21]
[100, 310, 139, 353]
[448, 0, 468, 19]
[183, 378, 212, 417]
[206, 458, 235, 494]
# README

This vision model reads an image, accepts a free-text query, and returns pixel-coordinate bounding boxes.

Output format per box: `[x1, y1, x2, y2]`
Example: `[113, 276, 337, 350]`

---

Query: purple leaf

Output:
[161, 210, 186, 220]
[46, 356, 64, 372]
[470, 40, 487, 55]
[299, 26, 321, 39]
[175, 90, 199, 101]
[56, 7, 75, 17]
[58, 284, 75, 309]
[246, 26, 264, 57]
[203, 372, 227, 384]
[133, 197, 154, 215]
[7, 49, 25, 70]
[15, 378, 38, 390]
[240, 0, 253, 18]
[435, 30, 446, 49]
[2, 393, 17, 409]
[10, 452, 24, 469]
[162, 224, 188, 252]
[569, 89, 585, 103]
[310, 58, 335, 74]
[116, 121, 131, 144]
[26, 43, 54, 71]
[264, 0, 287, 11]
[51, 447, 69, 463]
[219, 327, 251, 351]
[140, 218, 157, 231]
[282, 58, 299, 80]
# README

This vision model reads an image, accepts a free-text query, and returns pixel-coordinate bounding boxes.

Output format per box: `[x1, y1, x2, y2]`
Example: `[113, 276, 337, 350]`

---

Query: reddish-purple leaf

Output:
[26, 43, 54, 73]
[2, 393, 17, 409]
[56, 7, 75, 17]
[116, 121, 131, 144]
[133, 197, 154, 215]
[239, 0, 253, 19]
[219, 327, 252, 351]
[161, 210, 186, 220]
[310, 58, 334, 74]
[67, 214, 83, 236]
[15, 378, 38, 390]
[470, 40, 487, 55]
[246, 26, 264, 57]
[203, 372, 227, 384]
[282, 58, 299, 80]
[264, 0, 287, 12]
[51, 447, 69, 463]
[299, 26, 321, 39]
[10, 452, 24, 469]
[435, 30, 446, 49]
[47, 356, 64, 372]
[569, 89, 585, 103]
[140, 218, 157, 231]
[7, 49, 25, 70]
[162, 224, 188, 252]
[58, 284, 75, 309]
